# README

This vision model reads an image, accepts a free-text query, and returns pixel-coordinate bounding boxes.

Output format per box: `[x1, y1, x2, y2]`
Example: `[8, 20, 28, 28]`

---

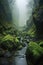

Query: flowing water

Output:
[0, 40, 28, 65]
[12, 44, 27, 65]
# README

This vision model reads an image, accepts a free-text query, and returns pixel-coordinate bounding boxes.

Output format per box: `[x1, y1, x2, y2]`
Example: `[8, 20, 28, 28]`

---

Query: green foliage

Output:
[39, 41, 43, 47]
[0, 21, 24, 56]
[33, 7, 39, 19]
[15, 37, 19, 43]
[26, 41, 43, 65]
[0, 34, 20, 51]
[2, 34, 14, 42]
[26, 41, 43, 59]
[27, 24, 36, 37]
[18, 45, 23, 50]
[33, 5, 43, 37]
[1, 35, 14, 50]
[28, 41, 43, 57]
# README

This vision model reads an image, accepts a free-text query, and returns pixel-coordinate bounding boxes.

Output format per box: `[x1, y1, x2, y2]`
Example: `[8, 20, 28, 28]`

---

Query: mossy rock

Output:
[2, 34, 14, 42]
[27, 41, 43, 57]
[15, 37, 19, 43]
[2, 34, 19, 43]
[27, 24, 36, 37]
[0, 48, 5, 56]
[1, 35, 16, 50]
[39, 41, 43, 47]
[26, 41, 43, 65]
[18, 45, 23, 50]
[1, 34, 20, 51]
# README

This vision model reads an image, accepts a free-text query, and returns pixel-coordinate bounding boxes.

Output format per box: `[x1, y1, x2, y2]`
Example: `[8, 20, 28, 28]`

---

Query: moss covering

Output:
[2, 34, 14, 42]
[15, 37, 19, 43]
[39, 41, 43, 47]
[27, 24, 36, 37]
[28, 41, 43, 57]
[0, 34, 21, 51]
[26, 41, 43, 65]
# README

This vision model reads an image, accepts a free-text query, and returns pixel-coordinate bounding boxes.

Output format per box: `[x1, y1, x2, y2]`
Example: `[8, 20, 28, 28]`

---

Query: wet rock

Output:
[19, 54, 26, 58]
[0, 48, 5, 56]
[4, 51, 12, 57]
[0, 57, 10, 65]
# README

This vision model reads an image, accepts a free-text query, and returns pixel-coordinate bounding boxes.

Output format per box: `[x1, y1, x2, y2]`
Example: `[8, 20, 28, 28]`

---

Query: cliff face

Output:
[0, 0, 14, 35]
[0, 0, 12, 22]
[33, 0, 43, 38]
[34, 0, 39, 7]
[39, 0, 43, 6]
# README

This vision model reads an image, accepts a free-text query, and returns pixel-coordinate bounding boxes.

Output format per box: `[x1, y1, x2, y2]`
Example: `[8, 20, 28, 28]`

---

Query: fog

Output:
[16, 0, 28, 27]
[16, 0, 34, 27]
[8, 0, 34, 28]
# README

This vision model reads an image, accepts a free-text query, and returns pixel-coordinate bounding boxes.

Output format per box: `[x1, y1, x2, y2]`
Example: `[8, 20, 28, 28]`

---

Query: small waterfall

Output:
[8, 0, 34, 29]
[16, 0, 34, 27]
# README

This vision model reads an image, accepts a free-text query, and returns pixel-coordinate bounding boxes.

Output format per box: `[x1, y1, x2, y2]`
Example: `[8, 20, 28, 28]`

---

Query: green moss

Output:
[0, 34, 20, 51]
[39, 41, 43, 47]
[18, 45, 23, 50]
[2, 34, 19, 43]
[27, 41, 43, 57]
[27, 24, 36, 37]
[26, 41, 43, 65]
[15, 37, 19, 43]
[2, 34, 14, 42]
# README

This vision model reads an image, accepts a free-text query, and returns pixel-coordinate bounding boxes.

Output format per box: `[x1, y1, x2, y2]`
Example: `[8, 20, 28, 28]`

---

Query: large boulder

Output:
[0, 34, 19, 51]
[26, 41, 43, 65]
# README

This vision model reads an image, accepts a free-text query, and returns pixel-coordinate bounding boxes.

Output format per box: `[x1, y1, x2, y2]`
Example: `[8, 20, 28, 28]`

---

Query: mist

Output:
[8, 0, 34, 28]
